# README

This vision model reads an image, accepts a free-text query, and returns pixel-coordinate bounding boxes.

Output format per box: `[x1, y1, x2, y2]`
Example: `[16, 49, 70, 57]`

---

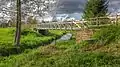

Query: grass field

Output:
[1, 25, 120, 67]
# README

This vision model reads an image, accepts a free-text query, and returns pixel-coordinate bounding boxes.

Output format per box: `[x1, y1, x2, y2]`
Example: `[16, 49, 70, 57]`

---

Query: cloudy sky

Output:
[56, 0, 120, 14]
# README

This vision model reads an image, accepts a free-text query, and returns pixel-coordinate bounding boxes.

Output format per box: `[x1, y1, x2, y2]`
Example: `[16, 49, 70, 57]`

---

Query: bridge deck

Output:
[34, 21, 112, 30]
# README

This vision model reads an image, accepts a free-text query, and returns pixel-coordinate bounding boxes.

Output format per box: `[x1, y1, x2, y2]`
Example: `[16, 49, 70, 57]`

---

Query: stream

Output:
[51, 33, 72, 45]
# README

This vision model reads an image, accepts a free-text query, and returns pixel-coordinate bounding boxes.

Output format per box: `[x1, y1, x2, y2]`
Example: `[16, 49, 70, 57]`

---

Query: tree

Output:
[22, 0, 58, 22]
[0, 0, 58, 23]
[14, 0, 21, 46]
[0, 0, 16, 24]
[0, 0, 58, 45]
[83, 0, 109, 19]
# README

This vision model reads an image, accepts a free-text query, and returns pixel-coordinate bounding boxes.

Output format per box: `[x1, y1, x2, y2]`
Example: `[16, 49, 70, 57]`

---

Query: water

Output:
[51, 33, 72, 44]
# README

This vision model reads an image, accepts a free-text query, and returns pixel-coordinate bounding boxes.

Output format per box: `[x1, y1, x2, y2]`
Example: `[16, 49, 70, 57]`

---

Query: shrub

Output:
[93, 25, 120, 45]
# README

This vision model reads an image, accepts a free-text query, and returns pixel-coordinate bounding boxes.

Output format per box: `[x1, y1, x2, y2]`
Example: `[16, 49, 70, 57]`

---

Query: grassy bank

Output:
[0, 28, 65, 56]
[0, 39, 120, 67]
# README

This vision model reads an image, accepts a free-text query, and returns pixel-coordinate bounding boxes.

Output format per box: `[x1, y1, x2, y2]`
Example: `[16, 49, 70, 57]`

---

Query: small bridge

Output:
[34, 20, 115, 31]
[33, 15, 120, 30]
[35, 21, 87, 30]
[33, 17, 119, 43]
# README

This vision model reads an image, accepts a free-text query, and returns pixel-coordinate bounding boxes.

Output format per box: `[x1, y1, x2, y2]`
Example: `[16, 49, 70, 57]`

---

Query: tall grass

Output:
[92, 25, 120, 45]
[0, 40, 120, 67]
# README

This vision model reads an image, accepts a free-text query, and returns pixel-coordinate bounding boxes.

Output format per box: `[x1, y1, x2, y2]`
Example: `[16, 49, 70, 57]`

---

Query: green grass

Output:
[0, 39, 120, 67]
[0, 28, 14, 46]
[0, 28, 65, 56]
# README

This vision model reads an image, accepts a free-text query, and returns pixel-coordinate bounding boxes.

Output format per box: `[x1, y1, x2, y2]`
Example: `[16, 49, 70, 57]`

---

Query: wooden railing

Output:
[34, 16, 120, 30]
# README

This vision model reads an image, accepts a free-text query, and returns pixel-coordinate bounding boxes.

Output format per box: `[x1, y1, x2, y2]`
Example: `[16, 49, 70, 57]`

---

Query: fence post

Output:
[97, 17, 99, 27]
[116, 15, 118, 25]
[71, 20, 74, 31]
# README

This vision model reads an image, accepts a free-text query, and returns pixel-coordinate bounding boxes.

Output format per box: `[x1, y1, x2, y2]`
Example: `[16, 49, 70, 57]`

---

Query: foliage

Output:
[83, 0, 109, 19]
[93, 25, 120, 45]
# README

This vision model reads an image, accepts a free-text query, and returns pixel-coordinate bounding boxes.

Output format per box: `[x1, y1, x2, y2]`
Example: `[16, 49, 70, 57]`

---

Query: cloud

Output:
[57, 0, 120, 14]
[56, 0, 87, 14]
[109, 0, 120, 12]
